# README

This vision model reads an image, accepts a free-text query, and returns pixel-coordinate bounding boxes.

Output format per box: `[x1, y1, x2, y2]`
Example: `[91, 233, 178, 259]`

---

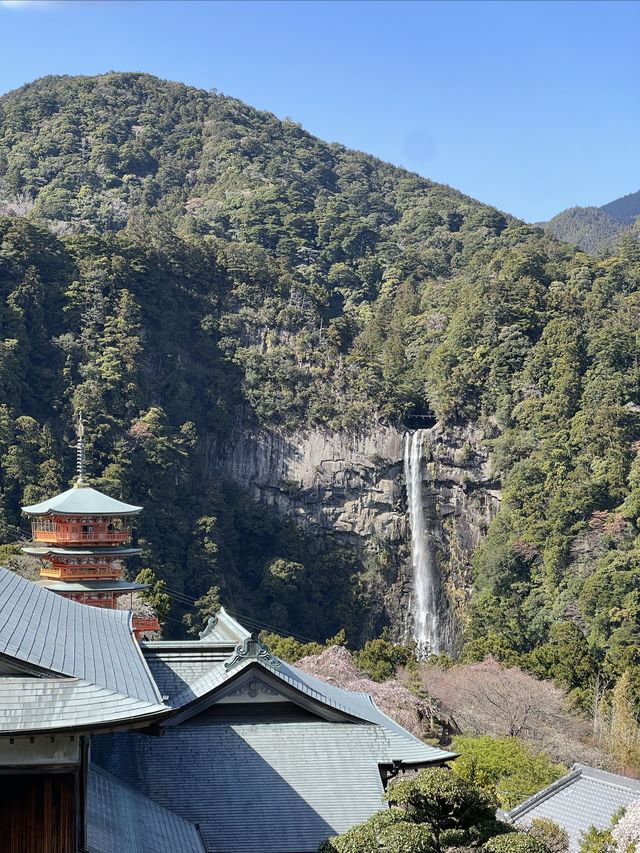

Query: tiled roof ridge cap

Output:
[506, 768, 583, 819]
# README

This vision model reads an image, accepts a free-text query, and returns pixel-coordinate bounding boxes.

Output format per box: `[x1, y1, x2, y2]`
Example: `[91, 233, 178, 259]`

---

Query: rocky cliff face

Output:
[206, 422, 501, 651]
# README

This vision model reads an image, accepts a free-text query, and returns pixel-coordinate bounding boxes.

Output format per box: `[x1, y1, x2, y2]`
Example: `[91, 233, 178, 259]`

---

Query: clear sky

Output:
[0, 0, 638, 222]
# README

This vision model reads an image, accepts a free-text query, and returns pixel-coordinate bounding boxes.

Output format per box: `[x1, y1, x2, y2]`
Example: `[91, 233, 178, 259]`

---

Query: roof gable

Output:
[197, 606, 251, 644]
[170, 666, 354, 726]
[160, 641, 455, 759]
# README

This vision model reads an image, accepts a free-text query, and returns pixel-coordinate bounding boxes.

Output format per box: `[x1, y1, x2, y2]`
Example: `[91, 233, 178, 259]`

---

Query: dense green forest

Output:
[2, 73, 640, 717]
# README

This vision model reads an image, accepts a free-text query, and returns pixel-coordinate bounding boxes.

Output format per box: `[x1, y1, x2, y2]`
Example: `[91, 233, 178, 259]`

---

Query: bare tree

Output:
[418, 657, 604, 766]
[296, 645, 439, 739]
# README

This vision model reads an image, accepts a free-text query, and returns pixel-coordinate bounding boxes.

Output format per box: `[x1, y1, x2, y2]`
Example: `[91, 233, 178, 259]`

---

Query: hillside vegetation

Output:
[543, 190, 640, 254]
[2, 74, 640, 725]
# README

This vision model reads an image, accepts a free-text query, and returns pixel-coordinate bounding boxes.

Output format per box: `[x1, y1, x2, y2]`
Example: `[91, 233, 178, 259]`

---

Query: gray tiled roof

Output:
[22, 485, 142, 515]
[140, 607, 250, 702]
[0, 677, 166, 733]
[0, 568, 159, 701]
[142, 648, 230, 703]
[92, 721, 445, 853]
[505, 764, 640, 850]
[87, 765, 204, 853]
[0, 567, 166, 733]
[164, 649, 454, 756]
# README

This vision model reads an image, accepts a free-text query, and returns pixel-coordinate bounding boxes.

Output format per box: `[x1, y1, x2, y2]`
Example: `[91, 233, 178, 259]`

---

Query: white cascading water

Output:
[404, 430, 440, 656]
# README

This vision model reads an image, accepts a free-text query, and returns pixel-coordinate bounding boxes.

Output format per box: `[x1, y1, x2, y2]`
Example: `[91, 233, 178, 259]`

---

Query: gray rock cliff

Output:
[206, 422, 500, 651]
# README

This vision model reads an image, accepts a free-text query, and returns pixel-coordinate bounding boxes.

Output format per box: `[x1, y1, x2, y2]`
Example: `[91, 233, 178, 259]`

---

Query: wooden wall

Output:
[0, 773, 77, 853]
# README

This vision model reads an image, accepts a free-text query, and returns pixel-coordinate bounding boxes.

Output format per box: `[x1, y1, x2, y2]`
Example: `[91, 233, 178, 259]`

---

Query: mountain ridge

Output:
[1, 73, 640, 721]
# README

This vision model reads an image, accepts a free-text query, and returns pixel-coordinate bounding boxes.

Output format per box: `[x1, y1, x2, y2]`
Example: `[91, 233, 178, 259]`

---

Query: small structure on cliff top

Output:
[20, 417, 158, 640]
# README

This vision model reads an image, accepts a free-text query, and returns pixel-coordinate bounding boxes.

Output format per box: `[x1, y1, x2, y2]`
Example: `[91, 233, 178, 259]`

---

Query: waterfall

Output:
[404, 430, 440, 656]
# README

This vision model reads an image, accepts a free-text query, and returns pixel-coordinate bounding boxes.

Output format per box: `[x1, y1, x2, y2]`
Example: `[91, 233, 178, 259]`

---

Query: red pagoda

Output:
[21, 418, 159, 640]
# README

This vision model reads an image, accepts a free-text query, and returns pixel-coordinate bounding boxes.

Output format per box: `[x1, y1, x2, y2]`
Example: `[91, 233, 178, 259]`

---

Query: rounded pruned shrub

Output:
[384, 767, 498, 829]
[317, 809, 420, 853]
[485, 832, 551, 853]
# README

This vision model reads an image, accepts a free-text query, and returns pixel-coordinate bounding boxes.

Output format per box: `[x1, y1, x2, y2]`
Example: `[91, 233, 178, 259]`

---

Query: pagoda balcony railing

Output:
[33, 529, 131, 544]
[132, 616, 160, 639]
[41, 566, 122, 580]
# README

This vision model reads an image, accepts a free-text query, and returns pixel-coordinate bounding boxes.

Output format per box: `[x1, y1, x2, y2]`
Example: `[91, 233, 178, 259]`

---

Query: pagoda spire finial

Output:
[74, 412, 88, 488]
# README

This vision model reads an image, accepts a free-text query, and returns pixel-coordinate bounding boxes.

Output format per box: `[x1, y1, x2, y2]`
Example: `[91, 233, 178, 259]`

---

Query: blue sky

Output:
[0, 0, 638, 222]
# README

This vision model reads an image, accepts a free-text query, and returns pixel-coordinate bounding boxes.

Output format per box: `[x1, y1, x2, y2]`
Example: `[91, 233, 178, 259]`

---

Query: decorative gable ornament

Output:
[227, 677, 280, 698]
[224, 632, 281, 671]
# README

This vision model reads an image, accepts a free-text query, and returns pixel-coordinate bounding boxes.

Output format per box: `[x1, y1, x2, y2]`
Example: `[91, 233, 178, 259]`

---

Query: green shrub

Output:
[485, 833, 551, 853]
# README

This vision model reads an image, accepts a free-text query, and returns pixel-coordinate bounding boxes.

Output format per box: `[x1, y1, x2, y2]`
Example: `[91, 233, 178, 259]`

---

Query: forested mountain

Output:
[2, 73, 640, 715]
[601, 190, 640, 225]
[542, 189, 640, 254]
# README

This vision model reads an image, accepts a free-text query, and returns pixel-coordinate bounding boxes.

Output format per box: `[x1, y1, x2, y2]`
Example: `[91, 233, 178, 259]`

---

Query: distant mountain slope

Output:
[543, 206, 627, 254]
[600, 189, 640, 225]
[542, 189, 640, 253]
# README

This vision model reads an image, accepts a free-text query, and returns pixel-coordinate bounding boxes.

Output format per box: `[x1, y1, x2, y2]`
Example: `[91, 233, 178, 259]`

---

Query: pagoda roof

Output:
[0, 567, 166, 734]
[23, 545, 142, 557]
[36, 579, 151, 593]
[22, 485, 142, 516]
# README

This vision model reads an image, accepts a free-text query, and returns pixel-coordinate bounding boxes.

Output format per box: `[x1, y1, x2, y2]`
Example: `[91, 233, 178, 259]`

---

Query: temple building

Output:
[0, 567, 196, 853]
[2, 420, 458, 851]
[20, 419, 158, 639]
[0, 565, 456, 852]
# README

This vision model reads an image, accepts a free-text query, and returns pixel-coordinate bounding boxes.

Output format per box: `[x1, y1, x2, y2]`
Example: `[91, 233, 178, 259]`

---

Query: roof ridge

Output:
[505, 768, 583, 819]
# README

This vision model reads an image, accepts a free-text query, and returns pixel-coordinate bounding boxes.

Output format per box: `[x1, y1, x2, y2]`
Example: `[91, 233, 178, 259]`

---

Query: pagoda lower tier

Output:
[22, 545, 143, 581]
[23, 544, 160, 639]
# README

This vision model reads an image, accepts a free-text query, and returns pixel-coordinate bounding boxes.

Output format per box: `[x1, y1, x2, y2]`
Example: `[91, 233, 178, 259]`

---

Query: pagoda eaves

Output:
[22, 485, 142, 516]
